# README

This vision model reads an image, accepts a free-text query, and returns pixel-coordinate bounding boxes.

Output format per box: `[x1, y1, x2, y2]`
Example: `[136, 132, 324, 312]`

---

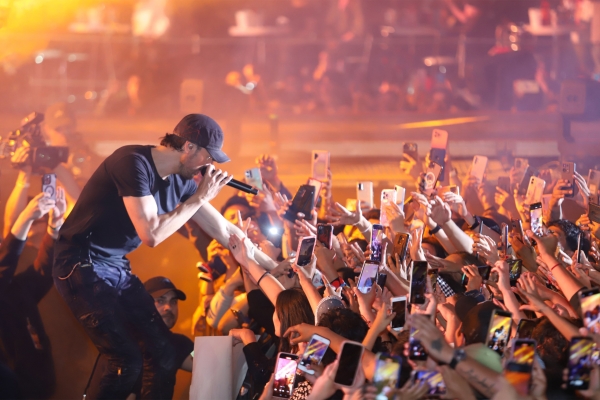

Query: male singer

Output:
[53, 114, 277, 399]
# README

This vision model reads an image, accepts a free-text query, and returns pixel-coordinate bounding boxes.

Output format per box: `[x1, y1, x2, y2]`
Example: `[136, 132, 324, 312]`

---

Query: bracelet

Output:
[430, 224, 442, 235]
[257, 271, 270, 286]
[549, 263, 561, 272]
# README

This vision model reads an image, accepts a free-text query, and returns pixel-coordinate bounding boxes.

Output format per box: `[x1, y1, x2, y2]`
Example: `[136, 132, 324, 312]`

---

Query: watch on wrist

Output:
[449, 348, 467, 369]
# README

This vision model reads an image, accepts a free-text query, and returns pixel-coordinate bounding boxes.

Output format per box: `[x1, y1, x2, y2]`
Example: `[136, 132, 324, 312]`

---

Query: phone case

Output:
[380, 189, 397, 226]
[42, 173, 57, 201]
[525, 177, 546, 205]
[561, 162, 576, 198]
[470, 155, 488, 182]
[394, 186, 406, 212]
[357, 182, 374, 209]
[403, 142, 418, 162]
[431, 129, 448, 149]
[422, 163, 442, 196]
[244, 168, 264, 190]
[311, 151, 330, 182]
[307, 178, 323, 205]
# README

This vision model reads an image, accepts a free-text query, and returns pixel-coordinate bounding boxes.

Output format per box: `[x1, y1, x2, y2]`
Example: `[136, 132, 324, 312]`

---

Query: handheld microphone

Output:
[199, 166, 258, 195]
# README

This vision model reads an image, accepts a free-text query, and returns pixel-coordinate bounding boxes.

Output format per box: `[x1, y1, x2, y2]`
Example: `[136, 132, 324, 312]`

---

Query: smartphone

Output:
[380, 190, 397, 226]
[297, 334, 330, 374]
[42, 173, 57, 201]
[296, 237, 316, 267]
[567, 337, 594, 390]
[371, 224, 384, 263]
[501, 224, 509, 256]
[373, 353, 402, 399]
[334, 341, 365, 387]
[394, 185, 406, 212]
[272, 352, 300, 399]
[529, 202, 543, 236]
[579, 287, 600, 334]
[413, 370, 446, 397]
[284, 185, 316, 222]
[461, 266, 491, 287]
[516, 319, 537, 339]
[486, 310, 513, 355]
[403, 142, 419, 162]
[409, 261, 428, 304]
[357, 261, 379, 294]
[588, 169, 600, 204]
[561, 162, 576, 198]
[517, 167, 536, 196]
[525, 177, 546, 205]
[471, 155, 488, 182]
[514, 158, 529, 171]
[393, 233, 410, 265]
[357, 182, 374, 209]
[508, 259, 523, 286]
[498, 176, 511, 194]
[311, 150, 330, 182]
[437, 185, 459, 197]
[576, 232, 582, 264]
[409, 325, 428, 360]
[429, 148, 446, 173]
[427, 268, 439, 293]
[307, 178, 323, 207]
[504, 339, 536, 396]
[244, 167, 263, 190]
[431, 129, 448, 149]
[422, 162, 442, 196]
[316, 224, 333, 250]
[590, 203, 600, 224]
[390, 296, 407, 331]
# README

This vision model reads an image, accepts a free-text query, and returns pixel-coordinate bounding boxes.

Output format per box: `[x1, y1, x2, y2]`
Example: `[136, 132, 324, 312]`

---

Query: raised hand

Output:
[196, 165, 233, 202]
[472, 234, 499, 264]
[328, 201, 362, 226]
[21, 192, 55, 222]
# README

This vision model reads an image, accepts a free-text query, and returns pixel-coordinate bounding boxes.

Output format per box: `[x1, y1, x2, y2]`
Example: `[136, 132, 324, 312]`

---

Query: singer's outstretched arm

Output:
[192, 203, 278, 270]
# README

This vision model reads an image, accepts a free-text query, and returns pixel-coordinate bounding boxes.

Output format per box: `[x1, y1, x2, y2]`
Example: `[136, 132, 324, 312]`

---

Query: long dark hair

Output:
[276, 288, 314, 353]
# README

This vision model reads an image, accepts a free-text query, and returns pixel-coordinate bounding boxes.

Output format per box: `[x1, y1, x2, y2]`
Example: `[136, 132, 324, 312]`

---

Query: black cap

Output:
[173, 114, 230, 163]
[144, 276, 186, 301]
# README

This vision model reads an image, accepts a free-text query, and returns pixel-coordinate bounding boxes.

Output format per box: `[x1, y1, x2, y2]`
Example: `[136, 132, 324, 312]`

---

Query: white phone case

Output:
[380, 189, 397, 226]
[525, 176, 546, 205]
[311, 151, 330, 182]
[470, 155, 488, 182]
[357, 182, 374, 209]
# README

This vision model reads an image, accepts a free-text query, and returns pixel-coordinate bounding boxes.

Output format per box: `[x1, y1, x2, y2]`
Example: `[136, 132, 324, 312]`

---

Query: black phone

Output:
[461, 266, 491, 287]
[317, 224, 333, 250]
[516, 319, 537, 339]
[377, 273, 387, 288]
[393, 233, 410, 265]
[497, 176, 511, 194]
[590, 203, 600, 224]
[371, 224, 384, 263]
[296, 237, 316, 267]
[517, 167, 536, 196]
[504, 339, 536, 396]
[42, 173, 57, 201]
[567, 337, 594, 391]
[284, 185, 316, 222]
[486, 309, 512, 356]
[272, 352, 300, 399]
[429, 148, 446, 173]
[409, 324, 428, 360]
[409, 261, 428, 304]
[403, 142, 418, 162]
[427, 268, 439, 293]
[508, 259, 523, 286]
[561, 162, 576, 198]
[334, 341, 365, 387]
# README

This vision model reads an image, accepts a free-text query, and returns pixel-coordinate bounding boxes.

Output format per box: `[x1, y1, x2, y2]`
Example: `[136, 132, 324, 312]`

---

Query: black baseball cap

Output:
[144, 276, 186, 301]
[172, 114, 230, 163]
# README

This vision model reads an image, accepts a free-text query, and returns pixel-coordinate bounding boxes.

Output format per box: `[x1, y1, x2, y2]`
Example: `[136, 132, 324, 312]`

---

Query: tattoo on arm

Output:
[431, 338, 443, 352]
[459, 366, 495, 398]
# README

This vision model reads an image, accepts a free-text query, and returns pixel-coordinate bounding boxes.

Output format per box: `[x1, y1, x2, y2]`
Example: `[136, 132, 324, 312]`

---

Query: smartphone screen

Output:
[334, 341, 364, 387]
[579, 288, 600, 334]
[42, 173, 57, 201]
[357, 182, 374, 209]
[284, 185, 316, 222]
[508, 259, 523, 286]
[316, 224, 333, 250]
[427, 268, 439, 293]
[390, 297, 407, 330]
[516, 319, 537, 339]
[393, 233, 409, 265]
[371, 224, 384, 262]
[244, 168, 263, 190]
[567, 337, 594, 390]
[486, 310, 512, 355]
[296, 237, 316, 267]
[576, 233, 582, 264]
[358, 262, 379, 294]
[409, 261, 428, 304]
[380, 190, 397, 226]
[311, 151, 329, 182]
[373, 353, 401, 398]
[413, 370, 446, 397]
[298, 335, 330, 374]
[409, 326, 428, 360]
[529, 203, 543, 236]
[273, 353, 299, 399]
[504, 340, 535, 396]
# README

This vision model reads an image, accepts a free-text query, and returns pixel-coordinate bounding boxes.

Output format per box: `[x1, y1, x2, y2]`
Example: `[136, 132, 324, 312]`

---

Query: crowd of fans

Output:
[2, 104, 600, 400]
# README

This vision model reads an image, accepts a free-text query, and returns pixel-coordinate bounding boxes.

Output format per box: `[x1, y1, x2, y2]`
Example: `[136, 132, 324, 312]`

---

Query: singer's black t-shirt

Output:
[53, 145, 197, 276]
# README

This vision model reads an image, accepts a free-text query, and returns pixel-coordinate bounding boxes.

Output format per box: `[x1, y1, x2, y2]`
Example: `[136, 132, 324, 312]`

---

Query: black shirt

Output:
[54, 145, 197, 275]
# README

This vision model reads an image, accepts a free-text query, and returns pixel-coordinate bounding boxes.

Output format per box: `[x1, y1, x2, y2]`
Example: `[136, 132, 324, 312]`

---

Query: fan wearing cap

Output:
[52, 113, 280, 399]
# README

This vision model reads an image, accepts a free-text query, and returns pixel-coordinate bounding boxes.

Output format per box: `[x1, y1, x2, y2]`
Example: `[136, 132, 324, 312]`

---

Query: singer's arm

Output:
[192, 203, 278, 270]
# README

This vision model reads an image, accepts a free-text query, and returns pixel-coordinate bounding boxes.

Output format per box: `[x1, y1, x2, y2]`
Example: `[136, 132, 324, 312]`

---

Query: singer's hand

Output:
[196, 165, 232, 203]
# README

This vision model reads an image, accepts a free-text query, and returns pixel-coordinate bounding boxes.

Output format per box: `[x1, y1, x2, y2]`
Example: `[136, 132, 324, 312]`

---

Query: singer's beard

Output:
[178, 163, 202, 180]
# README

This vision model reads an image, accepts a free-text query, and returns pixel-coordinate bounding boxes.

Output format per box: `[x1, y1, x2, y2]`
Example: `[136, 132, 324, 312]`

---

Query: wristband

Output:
[257, 271, 270, 286]
[330, 277, 346, 289]
[550, 263, 561, 272]
[448, 348, 467, 369]
[430, 224, 442, 235]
